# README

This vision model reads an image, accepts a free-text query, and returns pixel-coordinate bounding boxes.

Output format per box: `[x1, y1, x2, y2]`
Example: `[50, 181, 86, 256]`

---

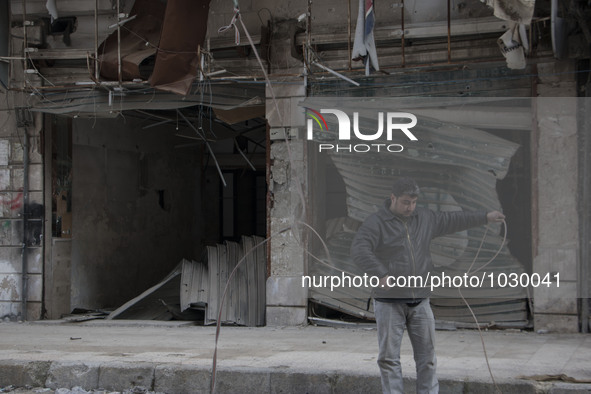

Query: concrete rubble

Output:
[0, 320, 590, 393]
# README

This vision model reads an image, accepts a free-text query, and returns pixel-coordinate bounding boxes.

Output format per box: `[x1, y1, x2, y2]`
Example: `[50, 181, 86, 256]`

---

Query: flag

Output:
[352, 0, 379, 75]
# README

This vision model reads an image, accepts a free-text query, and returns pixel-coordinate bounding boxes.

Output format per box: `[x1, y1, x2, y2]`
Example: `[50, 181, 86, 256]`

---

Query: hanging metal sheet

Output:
[98, 0, 166, 81]
[149, 0, 211, 95]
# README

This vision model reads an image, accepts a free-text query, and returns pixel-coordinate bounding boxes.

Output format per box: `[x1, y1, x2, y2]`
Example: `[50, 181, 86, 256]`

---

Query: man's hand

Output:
[487, 210, 505, 223]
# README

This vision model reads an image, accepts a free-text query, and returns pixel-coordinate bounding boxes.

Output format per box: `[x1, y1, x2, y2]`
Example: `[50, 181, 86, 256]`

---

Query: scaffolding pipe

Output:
[401, 0, 405, 67]
[95, 0, 99, 80]
[21, 123, 29, 321]
[580, 91, 590, 333]
[116, 0, 122, 85]
[348, 0, 352, 70]
[22, 0, 28, 88]
[447, 0, 452, 62]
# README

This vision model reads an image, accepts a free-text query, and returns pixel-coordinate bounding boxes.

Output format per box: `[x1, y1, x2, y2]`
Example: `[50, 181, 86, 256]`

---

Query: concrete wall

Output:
[0, 93, 44, 321]
[266, 83, 309, 326]
[70, 116, 202, 310]
[533, 61, 580, 333]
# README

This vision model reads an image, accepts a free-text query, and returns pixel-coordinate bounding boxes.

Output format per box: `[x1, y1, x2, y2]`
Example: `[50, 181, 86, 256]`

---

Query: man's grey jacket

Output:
[350, 198, 488, 301]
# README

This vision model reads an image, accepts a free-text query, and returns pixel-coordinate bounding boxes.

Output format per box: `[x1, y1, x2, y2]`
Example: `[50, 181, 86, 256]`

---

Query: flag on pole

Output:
[352, 0, 379, 75]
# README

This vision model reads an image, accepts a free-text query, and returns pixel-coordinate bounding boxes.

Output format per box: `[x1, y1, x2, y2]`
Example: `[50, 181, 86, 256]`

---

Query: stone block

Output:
[0, 140, 9, 166]
[331, 373, 383, 394]
[534, 313, 579, 333]
[12, 166, 44, 192]
[45, 361, 100, 390]
[548, 382, 591, 393]
[270, 161, 289, 186]
[0, 113, 15, 137]
[98, 362, 154, 392]
[154, 365, 210, 394]
[0, 271, 41, 304]
[214, 369, 270, 394]
[266, 83, 306, 100]
[437, 378, 465, 394]
[26, 301, 43, 320]
[533, 248, 578, 281]
[270, 139, 304, 161]
[0, 247, 42, 274]
[27, 273, 43, 302]
[0, 169, 10, 191]
[0, 360, 50, 387]
[266, 98, 291, 128]
[270, 371, 332, 394]
[266, 306, 307, 326]
[0, 273, 21, 300]
[537, 82, 577, 97]
[0, 301, 19, 318]
[268, 239, 304, 277]
[290, 97, 306, 128]
[462, 379, 537, 394]
[0, 219, 21, 246]
[533, 281, 577, 314]
[266, 276, 307, 307]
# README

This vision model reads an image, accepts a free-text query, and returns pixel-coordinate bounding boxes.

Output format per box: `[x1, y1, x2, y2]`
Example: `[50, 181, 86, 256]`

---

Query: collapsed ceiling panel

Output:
[29, 81, 265, 117]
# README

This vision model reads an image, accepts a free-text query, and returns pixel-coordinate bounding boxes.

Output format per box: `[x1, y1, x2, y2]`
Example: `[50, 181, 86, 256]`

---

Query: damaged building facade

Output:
[0, 0, 589, 333]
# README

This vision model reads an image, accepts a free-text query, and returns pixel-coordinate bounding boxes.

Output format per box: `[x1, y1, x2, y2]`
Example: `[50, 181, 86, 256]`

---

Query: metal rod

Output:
[312, 61, 360, 86]
[307, 0, 312, 67]
[177, 110, 226, 187]
[447, 0, 452, 63]
[579, 88, 590, 333]
[233, 138, 257, 171]
[176, 109, 206, 140]
[21, 122, 29, 321]
[95, 0, 99, 80]
[265, 122, 271, 281]
[108, 14, 137, 29]
[530, 65, 539, 299]
[23, 0, 28, 88]
[401, 0, 405, 67]
[116, 0, 122, 85]
[347, 0, 352, 70]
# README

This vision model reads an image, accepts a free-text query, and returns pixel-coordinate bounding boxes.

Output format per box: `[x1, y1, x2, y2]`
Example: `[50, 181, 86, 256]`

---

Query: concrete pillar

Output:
[265, 82, 309, 326]
[533, 61, 579, 333]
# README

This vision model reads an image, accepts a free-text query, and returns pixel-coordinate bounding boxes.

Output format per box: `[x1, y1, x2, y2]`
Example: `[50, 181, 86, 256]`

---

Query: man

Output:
[351, 177, 505, 394]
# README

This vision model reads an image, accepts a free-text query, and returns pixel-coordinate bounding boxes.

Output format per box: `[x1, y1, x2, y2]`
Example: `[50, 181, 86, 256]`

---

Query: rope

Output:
[459, 218, 507, 394]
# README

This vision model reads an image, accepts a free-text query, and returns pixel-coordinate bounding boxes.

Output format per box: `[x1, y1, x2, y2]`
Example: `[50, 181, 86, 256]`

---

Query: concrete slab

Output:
[0, 321, 589, 393]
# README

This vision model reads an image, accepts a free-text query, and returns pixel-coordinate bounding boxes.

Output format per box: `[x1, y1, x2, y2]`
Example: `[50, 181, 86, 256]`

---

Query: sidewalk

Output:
[0, 320, 590, 393]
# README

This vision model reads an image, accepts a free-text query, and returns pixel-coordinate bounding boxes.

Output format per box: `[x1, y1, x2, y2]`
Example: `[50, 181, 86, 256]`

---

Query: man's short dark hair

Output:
[392, 177, 420, 197]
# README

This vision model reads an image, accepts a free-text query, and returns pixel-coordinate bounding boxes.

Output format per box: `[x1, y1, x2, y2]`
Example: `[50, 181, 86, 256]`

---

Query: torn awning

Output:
[98, 0, 211, 96]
